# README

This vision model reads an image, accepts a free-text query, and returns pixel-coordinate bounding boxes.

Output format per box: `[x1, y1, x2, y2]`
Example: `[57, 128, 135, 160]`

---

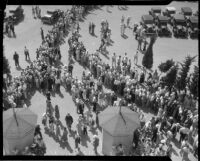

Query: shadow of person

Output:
[69, 129, 76, 139]
[16, 65, 22, 71]
[59, 140, 73, 153]
[57, 120, 65, 130]
[76, 149, 84, 156]
[65, 141, 73, 153]
[110, 39, 114, 43]
[80, 134, 91, 148]
[26, 59, 32, 64]
[58, 91, 64, 98]
[172, 147, 179, 157]
[92, 33, 98, 38]
[13, 32, 16, 38]
[122, 34, 128, 39]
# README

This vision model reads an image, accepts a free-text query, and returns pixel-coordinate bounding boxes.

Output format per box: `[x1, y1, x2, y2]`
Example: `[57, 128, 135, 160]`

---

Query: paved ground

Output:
[3, 3, 198, 160]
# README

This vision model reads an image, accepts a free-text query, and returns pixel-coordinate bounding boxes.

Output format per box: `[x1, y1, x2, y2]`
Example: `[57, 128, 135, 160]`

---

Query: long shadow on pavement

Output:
[60, 141, 73, 153]
[16, 65, 23, 71]
[57, 119, 65, 130]
[69, 129, 76, 139]
[44, 126, 73, 153]
[172, 147, 179, 157]
[80, 134, 91, 148]
[172, 137, 181, 149]
[57, 91, 64, 98]
[122, 34, 128, 39]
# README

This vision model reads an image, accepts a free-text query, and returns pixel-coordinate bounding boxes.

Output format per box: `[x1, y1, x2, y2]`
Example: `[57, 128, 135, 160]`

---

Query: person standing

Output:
[24, 46, 30, 61]
[93, 135, 99, 155]
[10, 23, 15, 37]
[32, 6, 36, 18]
[40, 27, 44, 41]
[152, 125, 158, 143]
[68, 63, 74, 76]
[89, 22, 92, 35]
[35, 6, 38, 18]
[127, 16, 131, 28]
[38, 7, 41, 19]
[34, 125, 43, 139]
[75, 132, 81, 150]
[137, 36, 142, 51]
[112, 53, 116, 68]
[13, 51, 19, 68]
[133, 128, 140, 149]
[65, 113, 73, 132]
[134, 50, 138, 65]
[54, 105, 60, 121]
[121, 22, 124, 37]
[142, 38, 148, 51]
[91, 22, 95, 35]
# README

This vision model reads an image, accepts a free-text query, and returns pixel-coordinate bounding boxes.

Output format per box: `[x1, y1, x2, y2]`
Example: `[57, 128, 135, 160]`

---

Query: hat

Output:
[161, 139, 166, 144]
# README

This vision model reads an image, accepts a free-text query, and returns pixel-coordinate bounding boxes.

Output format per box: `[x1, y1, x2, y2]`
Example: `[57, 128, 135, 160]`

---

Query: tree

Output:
[161, 64, 178, 89]
[188, 66, 199, 99]
[142, 35, 156, 69]
[158, 59, 175, 73]
[175, 55, 197, 91]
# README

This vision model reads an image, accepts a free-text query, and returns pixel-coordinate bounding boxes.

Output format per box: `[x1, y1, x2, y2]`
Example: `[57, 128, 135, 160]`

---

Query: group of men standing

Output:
[32, 6, 41, 19]
[13, 46, 30, 68]
[4, 21, 15, 38]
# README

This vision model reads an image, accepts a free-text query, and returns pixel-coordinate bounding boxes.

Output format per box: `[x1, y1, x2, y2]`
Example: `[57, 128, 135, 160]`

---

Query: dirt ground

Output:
[3, 2, 198, 160]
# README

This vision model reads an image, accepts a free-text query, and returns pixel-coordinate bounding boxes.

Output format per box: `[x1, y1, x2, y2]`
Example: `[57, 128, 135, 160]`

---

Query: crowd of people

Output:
[3, 5, 198, 158]
[66, 18, 198, 158]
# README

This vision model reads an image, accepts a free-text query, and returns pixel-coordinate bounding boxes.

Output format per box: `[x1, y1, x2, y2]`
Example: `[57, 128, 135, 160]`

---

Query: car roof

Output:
[173, 14, 185, 21]
[181, 7, 192, 14]
[142, 15, 154, 21]
[151, 7, 161, 12]
[44, 14, 52, 18]
[189, 16, 198, 24]
[166, 7, 176, 11]
[157, 15, 169, 22]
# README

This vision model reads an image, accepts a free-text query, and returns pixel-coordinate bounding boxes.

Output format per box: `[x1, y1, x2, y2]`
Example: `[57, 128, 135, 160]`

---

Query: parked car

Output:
[187, 16, 198, 38]
[163, 7, 176, 18]
[41, 9, 63, 25]
[149, 7, 162, 20]
[172, 14, 188, 38]
[141, 15, 157, 37]
[180, 7, 193, 20]
[6, 5, 24, 25]
[41, 14, 54, 24]
[156, 15, 172, 37]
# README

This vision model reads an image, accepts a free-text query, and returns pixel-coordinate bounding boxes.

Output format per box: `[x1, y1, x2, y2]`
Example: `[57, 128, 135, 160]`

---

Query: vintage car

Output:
[187, 16, 198, 38]
[156, 15, 172, 37]
[172, 14, 188, 38]
[6, 5, 24, 24]
[163, 7, 176, 18]
[141, 15, 156, 36]
[180, 7, 193, 20]
[149, 7, 162, 20]
[141, 15, 157, 37]
[41, 9, 63, 25]
[41, 14, 54, 24]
